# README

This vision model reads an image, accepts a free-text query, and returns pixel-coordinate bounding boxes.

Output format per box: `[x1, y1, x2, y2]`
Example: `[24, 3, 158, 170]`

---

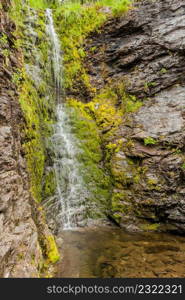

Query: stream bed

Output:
[56, 228, 185, 278]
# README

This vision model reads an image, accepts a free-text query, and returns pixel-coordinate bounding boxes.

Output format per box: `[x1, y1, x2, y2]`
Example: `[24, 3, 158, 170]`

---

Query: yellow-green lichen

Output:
[140, 223, 160, 231]
[45, 235, 60, 264]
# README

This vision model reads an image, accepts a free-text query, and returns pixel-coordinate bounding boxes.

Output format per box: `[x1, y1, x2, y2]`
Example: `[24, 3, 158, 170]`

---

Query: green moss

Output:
[144, 81, 157, 92]
[160, 68, 167, 74]
[121, 92, 143, 113]
[28, 0, 48, 9]
[105, 140, 123, 162]
[66, 85, 137, 215]
[45, 235, 60, 264]
[182, 163, 185, 170]
[112, 192, 131, 213]
[140, 223, 160, 231]
[112, 213, 122, 223]
[9, 0, 60, 276]
[173, 148, 182, 154]
[54, 3, 105, 90]
[43, 169, 56, 199]
[14, 72, 41, 202]
[54, 0, 131, 92]
[92, 87, 123, 140]
[10, 4, 56, 203]
[146, 178, 161, 191]
[18, 72, 53, 202]
[0, 33, 8, 47]
[144, 136, 157, 146]
[67, 98, 111, 215]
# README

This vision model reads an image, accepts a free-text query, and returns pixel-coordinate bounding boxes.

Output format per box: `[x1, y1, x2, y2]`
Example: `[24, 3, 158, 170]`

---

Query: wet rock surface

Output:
[0, 0, 51, 277]
[86, 0, 185, 232]
[87, 0, 185, 97]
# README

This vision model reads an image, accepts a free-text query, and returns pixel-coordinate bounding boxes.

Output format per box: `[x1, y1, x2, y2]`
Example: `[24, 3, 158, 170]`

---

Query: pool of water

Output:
[56, 227, 185, 278]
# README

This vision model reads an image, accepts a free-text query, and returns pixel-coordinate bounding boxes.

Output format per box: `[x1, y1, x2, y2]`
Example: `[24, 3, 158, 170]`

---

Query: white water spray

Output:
[46, 9, 88, 230]
[46, 9, 61, 98]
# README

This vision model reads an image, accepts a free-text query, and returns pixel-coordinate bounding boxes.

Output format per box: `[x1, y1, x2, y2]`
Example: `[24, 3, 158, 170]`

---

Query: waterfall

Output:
[46, 8, 61, 100]
[46, 9, 88, 230]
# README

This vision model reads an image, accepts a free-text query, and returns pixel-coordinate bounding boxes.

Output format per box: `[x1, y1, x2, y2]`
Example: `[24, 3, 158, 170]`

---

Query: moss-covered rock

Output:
[54, 0, 131, 95]
[45, 235, 60, 264]
[67, 98, 112, 218]
[10, 0, 59, 272]
[11, 4, 56, 203]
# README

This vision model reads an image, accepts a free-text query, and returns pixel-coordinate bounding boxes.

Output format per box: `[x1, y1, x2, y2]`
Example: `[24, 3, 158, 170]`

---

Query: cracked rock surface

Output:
[86, 0, 185, 232]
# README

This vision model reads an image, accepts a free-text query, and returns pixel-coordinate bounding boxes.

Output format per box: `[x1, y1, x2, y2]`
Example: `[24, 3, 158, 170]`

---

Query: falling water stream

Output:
[46, 9, 88, 230]
[45, 8, 185, 278]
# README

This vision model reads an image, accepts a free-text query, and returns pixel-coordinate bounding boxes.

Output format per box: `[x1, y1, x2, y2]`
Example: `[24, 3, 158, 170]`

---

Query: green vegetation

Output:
[112, 192, 131, 218]
[182, 163, 185, 170]
[92, 87, 123, 140]
[43, 169, 56, 199]
[144, 136, 157, 145]
[67, 99, 112, 216]
[19, 74, 55, 202]
[19, 75, 46, 202]
[140, 223, 160, 231]
[0, 33, 8, 47]
[45, 235, 60, 264]
[10, 3, 56, 204]
[9, 0, 60, 270]
[160, 67, 167, 74]
[66, 82, 142, 219]
[54, 0, 131, 90]
[0, 32, 10, 67]
[121, 92, 142, 113]
[10, 0, 139, 228]
[6, 0, 166, 245]
[28, 0, 48, 9]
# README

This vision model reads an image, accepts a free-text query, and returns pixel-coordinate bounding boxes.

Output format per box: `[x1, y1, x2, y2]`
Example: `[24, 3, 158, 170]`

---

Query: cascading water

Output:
[46, 9, 61, 100]
[46, 9, 89, 230]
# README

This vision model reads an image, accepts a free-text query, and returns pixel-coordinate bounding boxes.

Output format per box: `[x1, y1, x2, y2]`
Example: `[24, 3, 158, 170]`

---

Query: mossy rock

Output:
[45, 235, 60, 264]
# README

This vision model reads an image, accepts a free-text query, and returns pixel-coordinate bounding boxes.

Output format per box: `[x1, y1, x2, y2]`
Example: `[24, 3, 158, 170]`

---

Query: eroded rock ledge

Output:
[86, 0, 185, 232]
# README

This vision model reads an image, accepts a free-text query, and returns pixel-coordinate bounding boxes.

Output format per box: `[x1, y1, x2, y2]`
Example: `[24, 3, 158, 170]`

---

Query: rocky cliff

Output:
[84, 0, 185, 232]
[57, 0, 185, 233]
[0, 0, 59, 277]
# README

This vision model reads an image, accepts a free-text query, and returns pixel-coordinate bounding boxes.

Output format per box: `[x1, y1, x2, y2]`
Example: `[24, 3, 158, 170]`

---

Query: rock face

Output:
[86, 0, 185, 232]
[0, 0, 55, 277]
